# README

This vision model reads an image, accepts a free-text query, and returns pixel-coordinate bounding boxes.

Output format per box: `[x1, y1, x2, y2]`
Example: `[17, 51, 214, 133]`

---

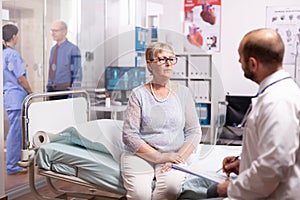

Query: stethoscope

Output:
[253, 76, 292, 98]
[237, 76, 292, 128]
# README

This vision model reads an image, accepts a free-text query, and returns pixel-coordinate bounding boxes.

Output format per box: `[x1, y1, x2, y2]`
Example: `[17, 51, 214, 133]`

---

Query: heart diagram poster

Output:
[184, 0, 221, 52]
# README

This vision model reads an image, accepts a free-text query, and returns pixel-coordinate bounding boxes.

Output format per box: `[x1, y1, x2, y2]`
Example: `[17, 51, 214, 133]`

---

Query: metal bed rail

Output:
[21, 89, 90, 156]
[16, 90, 125, 200]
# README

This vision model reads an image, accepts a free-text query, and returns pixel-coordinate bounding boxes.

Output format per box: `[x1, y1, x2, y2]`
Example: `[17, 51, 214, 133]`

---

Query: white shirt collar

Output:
[257, 69, 291, 96]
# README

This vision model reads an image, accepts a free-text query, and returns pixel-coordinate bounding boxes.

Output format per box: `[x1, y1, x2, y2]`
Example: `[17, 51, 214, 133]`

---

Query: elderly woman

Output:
[121, 42, 202, 200]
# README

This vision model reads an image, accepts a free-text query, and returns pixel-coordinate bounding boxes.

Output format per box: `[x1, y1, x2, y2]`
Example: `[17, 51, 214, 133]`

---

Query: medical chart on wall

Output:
[266, 6, 300, 65]
[184, 0, 221, 52]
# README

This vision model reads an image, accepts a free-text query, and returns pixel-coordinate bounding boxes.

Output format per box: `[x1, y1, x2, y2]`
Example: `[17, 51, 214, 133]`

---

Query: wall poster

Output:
[266, 6, 300, 65]
[184, 0, 221, 52]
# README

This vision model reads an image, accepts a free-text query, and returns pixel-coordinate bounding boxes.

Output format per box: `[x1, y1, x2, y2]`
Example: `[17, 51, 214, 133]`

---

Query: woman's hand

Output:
[160, 152, 186, 173]
[135, 144, 185, 164]
[160, 152, 185, 164]
[161, 162, 172, 173]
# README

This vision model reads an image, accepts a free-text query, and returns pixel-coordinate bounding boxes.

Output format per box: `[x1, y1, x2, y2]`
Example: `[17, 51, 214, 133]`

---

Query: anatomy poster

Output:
[184, 0, 221, 52]
[266, 6, 300, 65]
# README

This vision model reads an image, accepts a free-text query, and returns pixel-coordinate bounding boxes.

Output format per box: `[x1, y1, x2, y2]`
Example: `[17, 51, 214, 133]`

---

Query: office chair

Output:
[216, 95, 252, 145]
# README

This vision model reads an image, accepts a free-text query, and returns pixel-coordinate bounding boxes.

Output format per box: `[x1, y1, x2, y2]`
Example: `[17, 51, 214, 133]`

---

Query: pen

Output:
[216, 155, 240, 173]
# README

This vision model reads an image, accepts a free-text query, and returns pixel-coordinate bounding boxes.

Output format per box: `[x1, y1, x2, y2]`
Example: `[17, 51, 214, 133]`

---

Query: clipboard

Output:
[171, 164, 233, 184]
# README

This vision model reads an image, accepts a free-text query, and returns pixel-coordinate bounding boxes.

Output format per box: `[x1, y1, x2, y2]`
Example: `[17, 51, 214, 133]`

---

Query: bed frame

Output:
[17, 90, 240, 200]
[18, 90, 124, 200]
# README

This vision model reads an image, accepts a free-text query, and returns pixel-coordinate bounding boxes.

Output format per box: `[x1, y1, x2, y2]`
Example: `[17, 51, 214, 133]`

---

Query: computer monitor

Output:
[105, 66, 146, 104]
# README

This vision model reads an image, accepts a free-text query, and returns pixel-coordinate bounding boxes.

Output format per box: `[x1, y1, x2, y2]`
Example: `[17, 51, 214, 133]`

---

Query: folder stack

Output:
[189, 80, 210, 103]
[172, 55, 187, 78]
[188, 55, 211, 78]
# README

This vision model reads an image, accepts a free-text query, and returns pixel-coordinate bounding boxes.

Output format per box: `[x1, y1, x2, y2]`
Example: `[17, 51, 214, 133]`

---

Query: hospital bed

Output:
[19, 90, 241, 200]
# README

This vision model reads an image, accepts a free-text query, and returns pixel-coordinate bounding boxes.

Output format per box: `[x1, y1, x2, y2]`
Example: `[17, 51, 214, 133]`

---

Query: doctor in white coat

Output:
[216, 28, 300, 199]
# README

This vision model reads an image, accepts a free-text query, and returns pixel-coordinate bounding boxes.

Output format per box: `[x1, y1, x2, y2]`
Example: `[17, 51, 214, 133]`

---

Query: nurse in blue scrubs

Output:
[3, 24, 33, 174]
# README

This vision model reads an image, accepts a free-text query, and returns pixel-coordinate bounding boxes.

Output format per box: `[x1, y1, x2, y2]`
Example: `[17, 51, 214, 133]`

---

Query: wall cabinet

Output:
[172, 53, 214, 143]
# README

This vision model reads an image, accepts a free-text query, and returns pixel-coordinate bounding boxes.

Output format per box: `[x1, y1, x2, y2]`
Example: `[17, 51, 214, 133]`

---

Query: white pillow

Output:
[75, 119, 125, 162]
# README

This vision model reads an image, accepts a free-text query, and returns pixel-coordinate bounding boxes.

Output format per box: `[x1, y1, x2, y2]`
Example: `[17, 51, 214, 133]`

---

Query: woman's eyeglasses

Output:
[149, 56, 178, 65]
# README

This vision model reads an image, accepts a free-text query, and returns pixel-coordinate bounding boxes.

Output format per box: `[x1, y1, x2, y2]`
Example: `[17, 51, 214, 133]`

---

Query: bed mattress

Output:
[36, 141, 127, 195]
[36, 141, 241, 199]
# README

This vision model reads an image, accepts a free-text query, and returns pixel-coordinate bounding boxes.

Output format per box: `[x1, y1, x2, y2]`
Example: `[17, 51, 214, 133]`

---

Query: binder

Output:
[196, 103, 210, 125]
[198, 81, 210, 102]
[188, 81, 197, 101]
[172, 55, 187, 78]
[189, 55, 211, 78]
[190, 80, 210, 102]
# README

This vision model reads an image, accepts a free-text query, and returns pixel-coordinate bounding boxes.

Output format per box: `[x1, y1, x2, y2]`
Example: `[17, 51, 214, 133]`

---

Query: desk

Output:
[91, 105, 127, 120]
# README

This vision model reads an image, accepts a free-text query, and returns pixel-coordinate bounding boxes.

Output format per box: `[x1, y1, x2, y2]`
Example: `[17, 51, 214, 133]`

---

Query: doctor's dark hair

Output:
[145, 42, 175, 61]
[3, 24, 18, 49]
[241, 28, 284, 69]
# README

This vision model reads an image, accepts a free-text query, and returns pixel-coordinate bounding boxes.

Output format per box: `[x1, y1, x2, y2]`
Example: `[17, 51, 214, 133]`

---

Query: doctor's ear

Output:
[248, 57, 258, 68]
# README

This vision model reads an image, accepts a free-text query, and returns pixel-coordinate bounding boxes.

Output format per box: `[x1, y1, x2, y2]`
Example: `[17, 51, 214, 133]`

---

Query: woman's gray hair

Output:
[145, 42, 175, 61]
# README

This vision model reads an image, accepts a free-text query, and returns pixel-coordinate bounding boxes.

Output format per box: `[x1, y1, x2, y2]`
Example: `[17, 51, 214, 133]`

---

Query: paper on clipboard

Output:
[171, 144, 241, 183]
[171, 164, 231, 183]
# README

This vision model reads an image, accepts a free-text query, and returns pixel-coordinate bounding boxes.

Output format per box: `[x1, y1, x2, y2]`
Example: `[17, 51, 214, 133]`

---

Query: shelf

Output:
[195, 101, 211, 104]
[171, 77, 189, 80]
[189, 77, 211, 80]
[173, 53, 214, 144]
[200, 125, 211, 128]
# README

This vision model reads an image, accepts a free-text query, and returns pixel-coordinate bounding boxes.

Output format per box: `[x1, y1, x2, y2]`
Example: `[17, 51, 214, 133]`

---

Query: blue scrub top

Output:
[3, 47, 28, 111]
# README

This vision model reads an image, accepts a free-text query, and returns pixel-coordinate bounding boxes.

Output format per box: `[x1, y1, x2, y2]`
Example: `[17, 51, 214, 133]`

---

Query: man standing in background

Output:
[47, 20, 82, 100]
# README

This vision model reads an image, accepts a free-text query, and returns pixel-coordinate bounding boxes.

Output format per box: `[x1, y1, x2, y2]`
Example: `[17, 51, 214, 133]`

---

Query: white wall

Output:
[105, 0, 147, 68]
[220, 0, 300, 95]
[155, 0, 300, 96]
[80, 0, 106, 88]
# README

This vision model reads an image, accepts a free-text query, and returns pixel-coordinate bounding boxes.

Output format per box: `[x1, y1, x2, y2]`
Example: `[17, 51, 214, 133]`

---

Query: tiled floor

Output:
[4, 149, 34, 191]
[6, 172, 122, 200]
[12, 179, 122, 200]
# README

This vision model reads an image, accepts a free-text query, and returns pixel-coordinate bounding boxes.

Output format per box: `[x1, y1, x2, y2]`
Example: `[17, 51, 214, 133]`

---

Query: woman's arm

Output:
[136, 142, 184, 164]
[18, 75, 33, 94]
[177, 142, 196, 161]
